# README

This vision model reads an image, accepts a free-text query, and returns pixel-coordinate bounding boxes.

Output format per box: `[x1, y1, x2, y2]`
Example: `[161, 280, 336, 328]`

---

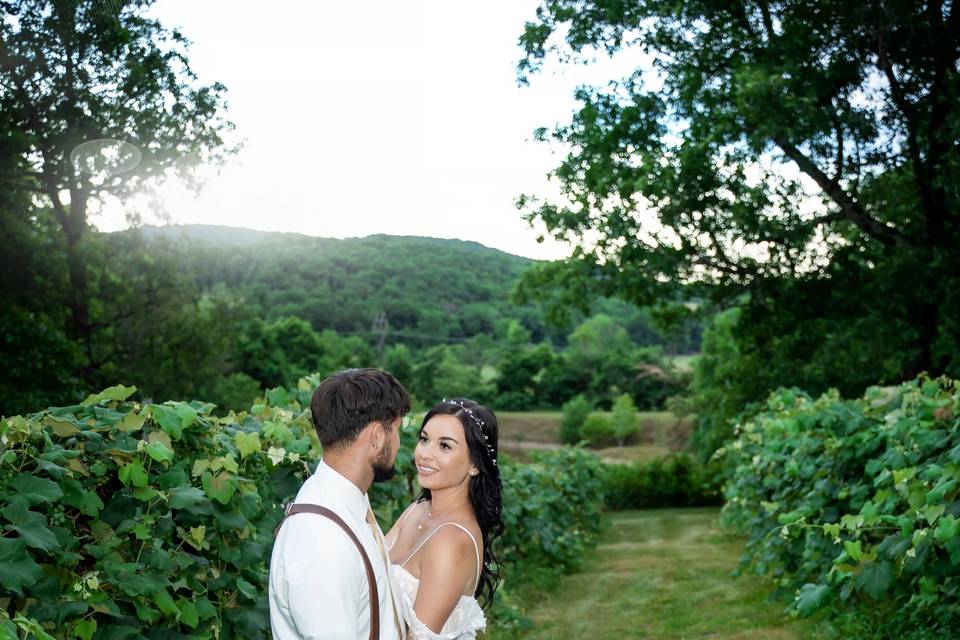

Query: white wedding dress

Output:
[387, 512, 486, 640]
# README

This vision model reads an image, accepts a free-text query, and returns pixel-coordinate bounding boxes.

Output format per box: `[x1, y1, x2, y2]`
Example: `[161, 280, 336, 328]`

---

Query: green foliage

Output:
[517, 0, 959, 293]
[721, 377, 960, 637]
[513, 0, 960, 423]
[495, 344, 555, 410]
[239, 317, 374, 389]
[0, 383, 321, 638]
[689, 307, 757, 458]
[610, 393, 639, 446]
[0, 379, 610, 636]
[579, 412, 615, 448]
[602, 455, 723, 511]
[1, 0, 235, 391]
[559, 394, 592, 445]
[162, 229, 545, 345]
[498, 447, 606, 575]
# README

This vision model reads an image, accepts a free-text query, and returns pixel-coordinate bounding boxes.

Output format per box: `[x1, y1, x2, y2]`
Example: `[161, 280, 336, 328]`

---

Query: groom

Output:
[269, 368, 411, 639]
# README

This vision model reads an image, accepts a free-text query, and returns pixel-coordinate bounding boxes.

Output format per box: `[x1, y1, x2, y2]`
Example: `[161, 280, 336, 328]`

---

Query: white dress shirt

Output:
[269, 459, 401, 640]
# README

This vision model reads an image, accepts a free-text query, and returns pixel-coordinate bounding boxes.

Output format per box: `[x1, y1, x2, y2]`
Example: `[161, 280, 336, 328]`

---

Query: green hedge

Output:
[0, 378, 607, 639]
[720, 377, 960, 638]
[603, 455, 723, 511]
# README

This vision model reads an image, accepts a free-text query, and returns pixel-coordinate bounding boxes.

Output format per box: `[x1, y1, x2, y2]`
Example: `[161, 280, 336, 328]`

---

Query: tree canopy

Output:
[0, 0, 234, 374]
[517, 0, 960, 412]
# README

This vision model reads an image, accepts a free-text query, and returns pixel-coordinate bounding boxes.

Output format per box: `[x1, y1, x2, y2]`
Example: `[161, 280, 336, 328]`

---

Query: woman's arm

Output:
[411, 526, 477, 634]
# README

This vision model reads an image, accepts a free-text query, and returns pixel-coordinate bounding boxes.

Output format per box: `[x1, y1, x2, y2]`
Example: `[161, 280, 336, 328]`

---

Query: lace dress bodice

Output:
[391, 564, 485, 639]
[386, 508, 486, 640]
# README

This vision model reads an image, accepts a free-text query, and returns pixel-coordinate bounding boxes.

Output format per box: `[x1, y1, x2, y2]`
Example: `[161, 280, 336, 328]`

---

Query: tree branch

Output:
[830, 110, 844, 186]
[755, 0, 776, 41]
[771, 134, 910, 246]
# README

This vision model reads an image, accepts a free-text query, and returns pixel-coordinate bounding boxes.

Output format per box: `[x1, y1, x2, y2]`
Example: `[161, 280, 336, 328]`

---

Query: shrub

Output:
[0, 383, 322, 639]
[610, 393, 639, 446]
[499, 447, 606, 572]
[559, 394, 592, 444]
[603, 455, 723, 510]
[721, 377, 960, 638]
[0, 377, 608, 638]
[580, 412, 616, 447]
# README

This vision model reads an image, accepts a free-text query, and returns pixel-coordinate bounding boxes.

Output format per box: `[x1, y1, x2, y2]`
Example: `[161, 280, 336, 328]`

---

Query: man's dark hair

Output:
[310, 368, 411, 449]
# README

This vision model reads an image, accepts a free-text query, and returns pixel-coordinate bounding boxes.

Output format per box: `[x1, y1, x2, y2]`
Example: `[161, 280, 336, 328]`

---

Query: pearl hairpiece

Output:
[441, 398, 497, 466]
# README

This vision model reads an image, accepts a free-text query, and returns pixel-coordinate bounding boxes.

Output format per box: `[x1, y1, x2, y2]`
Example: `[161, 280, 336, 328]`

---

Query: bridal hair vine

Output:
[441, 398, 497, 466]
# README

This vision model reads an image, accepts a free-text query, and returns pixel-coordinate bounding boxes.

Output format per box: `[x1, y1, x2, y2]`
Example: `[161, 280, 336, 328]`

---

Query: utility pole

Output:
[372, 312, 389, 360]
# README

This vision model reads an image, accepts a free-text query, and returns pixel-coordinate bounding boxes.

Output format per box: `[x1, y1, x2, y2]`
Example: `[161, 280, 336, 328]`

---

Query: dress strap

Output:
[400, 522, 482, 594]
[386, 502, 419, 551]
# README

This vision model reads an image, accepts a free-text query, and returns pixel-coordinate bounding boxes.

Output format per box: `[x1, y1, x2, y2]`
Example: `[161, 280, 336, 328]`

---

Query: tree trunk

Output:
[48, 184, 93, 378]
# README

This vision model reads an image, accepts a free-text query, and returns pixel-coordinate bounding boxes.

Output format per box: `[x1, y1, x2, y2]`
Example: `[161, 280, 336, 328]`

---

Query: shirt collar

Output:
[312, 458, 370, 523]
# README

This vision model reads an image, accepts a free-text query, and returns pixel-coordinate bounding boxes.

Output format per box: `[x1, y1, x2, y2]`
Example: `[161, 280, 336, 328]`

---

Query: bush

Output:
[580, 412, 616, 447]
[499, 447, 606, 572]
[610, 393, 639, 446]
[603, 455, 723, 510]
[721, 377, 960, 638]
[0, 377, 609, 638]
[559, 394, 592, 444]
[0, 383, 322, 639]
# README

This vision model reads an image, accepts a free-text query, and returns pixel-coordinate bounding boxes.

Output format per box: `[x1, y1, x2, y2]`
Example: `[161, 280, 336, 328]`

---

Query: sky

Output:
[91, 0, 648, 260]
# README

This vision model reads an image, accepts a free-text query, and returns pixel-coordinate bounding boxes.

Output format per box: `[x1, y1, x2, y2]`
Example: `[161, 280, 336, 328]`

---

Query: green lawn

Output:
[501, 508, 823, 640]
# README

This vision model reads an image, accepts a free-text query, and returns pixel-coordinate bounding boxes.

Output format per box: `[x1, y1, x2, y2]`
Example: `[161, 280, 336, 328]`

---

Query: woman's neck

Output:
[428, 482, 471, 513]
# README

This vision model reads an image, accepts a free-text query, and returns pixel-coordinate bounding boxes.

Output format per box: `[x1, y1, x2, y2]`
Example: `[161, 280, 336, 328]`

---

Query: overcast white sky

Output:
[92, 0, 648, 260]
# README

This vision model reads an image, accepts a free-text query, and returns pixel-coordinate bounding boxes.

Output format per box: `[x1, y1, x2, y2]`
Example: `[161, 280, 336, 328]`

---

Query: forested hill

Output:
[136, 225, 542, 344]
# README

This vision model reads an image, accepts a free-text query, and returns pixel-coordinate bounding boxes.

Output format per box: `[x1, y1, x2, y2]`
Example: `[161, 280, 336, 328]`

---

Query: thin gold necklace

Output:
[417, 501, 466, 531]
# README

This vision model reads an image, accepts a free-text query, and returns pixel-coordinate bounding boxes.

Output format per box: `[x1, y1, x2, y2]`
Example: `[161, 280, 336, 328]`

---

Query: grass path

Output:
[511, 508, 820, 640]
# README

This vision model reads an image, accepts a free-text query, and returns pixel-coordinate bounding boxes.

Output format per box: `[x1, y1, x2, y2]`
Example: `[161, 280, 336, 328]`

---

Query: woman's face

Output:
[415, 414, 478, 490]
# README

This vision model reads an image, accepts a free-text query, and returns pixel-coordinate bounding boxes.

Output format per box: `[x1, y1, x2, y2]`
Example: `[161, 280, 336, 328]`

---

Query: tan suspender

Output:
[275, 504, 380, 640]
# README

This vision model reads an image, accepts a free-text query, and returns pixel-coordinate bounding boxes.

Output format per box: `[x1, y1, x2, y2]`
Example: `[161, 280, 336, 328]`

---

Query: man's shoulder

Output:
[274, 508, 366, 577]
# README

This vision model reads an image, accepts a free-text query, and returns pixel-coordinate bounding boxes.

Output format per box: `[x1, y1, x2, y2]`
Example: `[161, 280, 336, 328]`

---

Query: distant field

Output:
[497, 411, 564, 443]
[595, 444, 673, 464]
[497, 410, 694, 463]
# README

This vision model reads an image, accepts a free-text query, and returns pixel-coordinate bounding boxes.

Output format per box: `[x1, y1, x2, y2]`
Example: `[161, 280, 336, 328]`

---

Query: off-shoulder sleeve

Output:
[407, 607, 485, 640]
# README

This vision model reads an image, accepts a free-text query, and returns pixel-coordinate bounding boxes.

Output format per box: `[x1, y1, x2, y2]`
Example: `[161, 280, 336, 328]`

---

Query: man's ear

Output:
[366, 420, 385, 451]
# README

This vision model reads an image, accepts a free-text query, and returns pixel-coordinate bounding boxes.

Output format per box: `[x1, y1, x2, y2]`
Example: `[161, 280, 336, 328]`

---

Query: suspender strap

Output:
[276, 504, 380, 640]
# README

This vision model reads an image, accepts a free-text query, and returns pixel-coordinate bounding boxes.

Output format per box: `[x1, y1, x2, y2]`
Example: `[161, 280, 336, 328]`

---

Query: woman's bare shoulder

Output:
[424, 518, 482, 556]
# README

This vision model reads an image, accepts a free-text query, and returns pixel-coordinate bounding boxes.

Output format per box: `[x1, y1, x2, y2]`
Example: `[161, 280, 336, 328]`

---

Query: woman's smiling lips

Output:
[416, 463, 438, 474]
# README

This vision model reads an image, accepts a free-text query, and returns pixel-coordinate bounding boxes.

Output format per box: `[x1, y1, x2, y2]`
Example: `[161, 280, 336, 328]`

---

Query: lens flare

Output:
[69, 139, 142, 179]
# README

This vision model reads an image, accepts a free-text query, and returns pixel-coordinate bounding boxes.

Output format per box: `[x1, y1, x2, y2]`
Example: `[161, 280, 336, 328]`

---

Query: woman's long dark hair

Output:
[416, 398, 504, 609]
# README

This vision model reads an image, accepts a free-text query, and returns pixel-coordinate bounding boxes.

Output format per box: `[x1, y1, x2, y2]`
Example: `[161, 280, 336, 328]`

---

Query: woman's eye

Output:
[418, 435, 427, 443]
[440, 443, 451, 451]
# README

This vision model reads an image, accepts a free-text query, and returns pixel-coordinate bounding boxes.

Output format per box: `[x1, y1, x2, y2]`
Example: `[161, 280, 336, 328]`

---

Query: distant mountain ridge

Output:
[128, 224, 543, 346]
[138, 224, 534, 261]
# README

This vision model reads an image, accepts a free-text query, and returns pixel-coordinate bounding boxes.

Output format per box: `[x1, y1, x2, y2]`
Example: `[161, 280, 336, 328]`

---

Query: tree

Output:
[567, 314, 637, 405]
[610, 392, 639, 447]
[383, 344, 415, 391]
[560, 393, 592, 444]
[239, 318, 374, 389]
[495, 343, 554, 409]
[517, 1, 959, 381]
[580, 411, 616, 448]
[1, 0, 234, 378]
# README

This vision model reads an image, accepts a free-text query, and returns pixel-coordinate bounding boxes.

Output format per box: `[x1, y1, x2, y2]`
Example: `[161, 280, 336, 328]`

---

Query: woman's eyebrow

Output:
[439, 436, 459, 444]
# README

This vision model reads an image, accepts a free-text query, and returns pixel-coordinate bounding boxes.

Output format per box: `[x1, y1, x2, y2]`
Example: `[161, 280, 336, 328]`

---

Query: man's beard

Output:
[371, 443, 396, 483]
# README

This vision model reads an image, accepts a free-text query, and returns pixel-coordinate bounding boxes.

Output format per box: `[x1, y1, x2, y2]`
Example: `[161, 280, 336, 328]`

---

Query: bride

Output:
[384, 398, 504, 639]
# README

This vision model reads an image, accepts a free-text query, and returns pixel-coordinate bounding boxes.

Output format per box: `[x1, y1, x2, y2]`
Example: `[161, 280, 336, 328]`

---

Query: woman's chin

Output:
[417, 472, 450, 490]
